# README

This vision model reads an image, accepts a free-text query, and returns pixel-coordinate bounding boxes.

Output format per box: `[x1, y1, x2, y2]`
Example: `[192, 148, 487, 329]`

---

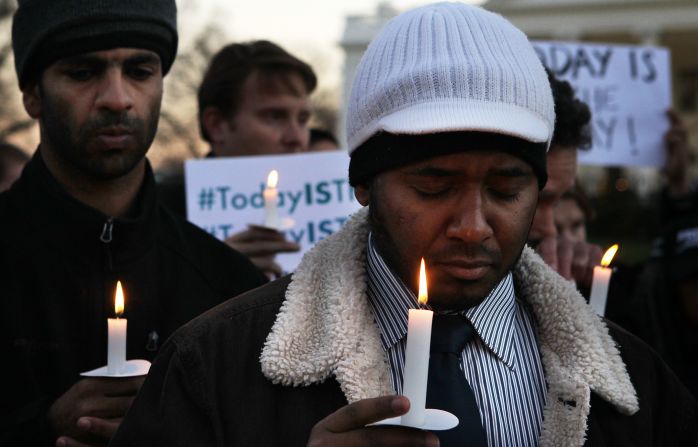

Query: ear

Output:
[22, 82, 42, 119]
[354, 183, 370, 206]
[201, 107, 231, 144]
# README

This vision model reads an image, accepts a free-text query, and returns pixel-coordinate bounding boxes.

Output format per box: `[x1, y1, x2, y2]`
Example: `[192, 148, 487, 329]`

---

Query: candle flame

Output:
[601, 244, 619, 268]
[267, 170, 279, 188]
[115, 281, 124, 317]
[418, 258, 428, 305]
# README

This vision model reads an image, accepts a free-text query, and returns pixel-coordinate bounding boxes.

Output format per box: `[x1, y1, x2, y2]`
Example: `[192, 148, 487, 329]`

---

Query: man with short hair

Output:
[198, 40, 316, 158]
[1, 1, 266, 445]
[202, 41, 317, 277]
[161, 41, 316, 277]
[113, 3, 697, 446]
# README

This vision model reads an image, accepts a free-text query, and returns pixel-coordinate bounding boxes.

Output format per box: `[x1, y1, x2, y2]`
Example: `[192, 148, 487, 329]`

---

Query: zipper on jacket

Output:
[100, 218, 114, 271]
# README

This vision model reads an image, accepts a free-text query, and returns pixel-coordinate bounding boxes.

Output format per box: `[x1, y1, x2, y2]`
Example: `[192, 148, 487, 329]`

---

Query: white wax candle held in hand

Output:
[263, 169, 280, 229]
[107, 281, 127, 375]
[401, 258, 434, 426]
[589, 244, 619, 316]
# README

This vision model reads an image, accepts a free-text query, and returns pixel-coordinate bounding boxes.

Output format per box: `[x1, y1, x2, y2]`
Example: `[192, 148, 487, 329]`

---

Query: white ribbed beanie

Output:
[346, 2, 554, 154]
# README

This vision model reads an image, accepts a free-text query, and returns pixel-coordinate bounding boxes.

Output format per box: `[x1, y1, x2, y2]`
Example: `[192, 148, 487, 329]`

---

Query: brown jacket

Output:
[112, 209, 698, 446]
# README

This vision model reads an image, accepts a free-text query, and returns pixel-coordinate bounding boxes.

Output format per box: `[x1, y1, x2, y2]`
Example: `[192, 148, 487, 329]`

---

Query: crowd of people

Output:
[1, 0, 696, 446]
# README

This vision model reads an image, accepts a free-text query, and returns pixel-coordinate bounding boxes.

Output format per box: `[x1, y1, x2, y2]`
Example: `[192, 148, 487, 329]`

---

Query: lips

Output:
[435, 259, 492, 281]
[95, 127, 133, 147]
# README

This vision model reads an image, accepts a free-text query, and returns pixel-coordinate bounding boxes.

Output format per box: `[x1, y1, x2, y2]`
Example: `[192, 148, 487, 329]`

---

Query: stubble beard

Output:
[39, 85, 160, 181]
[367, 193, 522, 312]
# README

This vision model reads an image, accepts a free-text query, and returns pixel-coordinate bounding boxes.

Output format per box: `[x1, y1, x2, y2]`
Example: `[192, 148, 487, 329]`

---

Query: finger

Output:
[588, 244, 603, 268]
[579, 244, 603, 289]
[94, 395, 138, 418]
[570, 245, 589, 281]
[556, 238, 574, 280]
[252, 259, 283, 278]
[319, 395, 409, 434]
[73, 376, 142, 400]
[76, 416, 121, 440]
[56, 436, 102, 447]
[226, 227, 286, 243]
[535, 237, 558, 273]
[247, 255, 283, 278]
[666, 108, 681, 126]
[228, 240, 300, 256]
[102, 376, 145, 397]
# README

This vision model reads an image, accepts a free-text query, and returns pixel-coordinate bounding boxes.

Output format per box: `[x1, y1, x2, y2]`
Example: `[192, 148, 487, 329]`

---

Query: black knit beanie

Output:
[12, 0, 178, 89]
[348, 132, 548, 190]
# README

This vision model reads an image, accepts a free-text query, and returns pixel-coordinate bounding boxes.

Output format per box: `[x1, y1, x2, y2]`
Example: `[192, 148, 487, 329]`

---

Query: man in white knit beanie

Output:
[112, 3, 697, 446]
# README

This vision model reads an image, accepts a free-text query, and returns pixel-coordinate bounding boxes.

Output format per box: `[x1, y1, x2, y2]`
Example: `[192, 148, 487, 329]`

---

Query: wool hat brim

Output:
[349, 131, 548, 189]
[349, 99, 552, 156]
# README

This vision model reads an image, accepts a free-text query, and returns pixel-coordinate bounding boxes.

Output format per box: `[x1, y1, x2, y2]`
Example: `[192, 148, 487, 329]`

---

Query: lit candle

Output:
[589, 244, 619, 316]
[107, 281, 127, 375]
[401, 258, 434, 426]
[263, 169, 279, 229]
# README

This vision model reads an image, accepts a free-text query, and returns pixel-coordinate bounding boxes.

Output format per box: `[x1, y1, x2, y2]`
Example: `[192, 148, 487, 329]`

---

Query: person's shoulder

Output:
[605, 319, 697, 406]
[153, 203, 267, 289]
[0, 188, 29, 244]
[601, 320, 698, 441]
[605, 320, 666, 370]
[168, 276, 291, 350]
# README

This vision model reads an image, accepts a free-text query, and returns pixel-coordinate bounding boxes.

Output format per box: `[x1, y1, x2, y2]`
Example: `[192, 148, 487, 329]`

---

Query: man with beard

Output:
[112, 3, 697, 447]
[0, 1, 266, 446]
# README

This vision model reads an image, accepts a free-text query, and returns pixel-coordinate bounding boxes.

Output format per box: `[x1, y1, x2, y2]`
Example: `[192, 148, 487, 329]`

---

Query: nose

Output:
[282, 120, 309, 153]
[445, 192, 493, 243]
[95, 71, 133, 112]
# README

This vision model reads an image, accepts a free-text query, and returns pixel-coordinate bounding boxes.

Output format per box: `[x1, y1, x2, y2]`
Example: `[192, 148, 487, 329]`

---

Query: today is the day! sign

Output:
[533, 40, 672, 167]
[185, 151, 362, 273]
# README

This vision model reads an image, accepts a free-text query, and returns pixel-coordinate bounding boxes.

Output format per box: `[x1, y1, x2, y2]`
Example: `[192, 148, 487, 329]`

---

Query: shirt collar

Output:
[366, 232, 518, 368]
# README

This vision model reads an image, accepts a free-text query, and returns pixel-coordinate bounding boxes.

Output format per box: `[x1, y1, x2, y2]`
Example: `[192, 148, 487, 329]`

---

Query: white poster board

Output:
[185, 151, 362, 273]
[532, 41, 672, 167]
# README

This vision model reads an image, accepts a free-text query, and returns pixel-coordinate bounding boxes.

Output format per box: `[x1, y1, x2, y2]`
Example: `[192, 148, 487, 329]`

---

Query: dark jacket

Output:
[112, 209, 697, 447]
[0, 152, 267, 446]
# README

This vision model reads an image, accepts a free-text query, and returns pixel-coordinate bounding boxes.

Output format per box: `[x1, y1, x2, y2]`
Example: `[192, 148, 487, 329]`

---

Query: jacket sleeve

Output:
[605, 322, 698, 445]
[109, 338, 215, 447]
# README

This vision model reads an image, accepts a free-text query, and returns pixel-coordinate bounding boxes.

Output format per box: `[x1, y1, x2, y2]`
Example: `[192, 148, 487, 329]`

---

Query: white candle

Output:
[401, 259, 433, 426]
[107, 281, 127, 375]
[263, 169, 279, 229]
[589, 244, 618, 317]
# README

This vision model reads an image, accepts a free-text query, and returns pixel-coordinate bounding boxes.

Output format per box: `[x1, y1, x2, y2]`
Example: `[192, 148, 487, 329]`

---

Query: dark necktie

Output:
[426, 314, 487, 447]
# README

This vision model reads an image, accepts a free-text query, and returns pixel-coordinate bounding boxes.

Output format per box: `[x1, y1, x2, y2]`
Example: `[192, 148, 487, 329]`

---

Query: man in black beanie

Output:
[1, 1, 266, 446]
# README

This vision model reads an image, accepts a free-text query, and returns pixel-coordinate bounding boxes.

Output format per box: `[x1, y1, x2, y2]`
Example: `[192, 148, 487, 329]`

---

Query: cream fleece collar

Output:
[261, 207, 638, 446]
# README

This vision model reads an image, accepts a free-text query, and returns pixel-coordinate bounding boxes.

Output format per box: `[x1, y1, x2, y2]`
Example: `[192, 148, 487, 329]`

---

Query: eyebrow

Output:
[56, 52, 160, 67]
[489, 166, 532, 178]
[404, 165, 532, 178]
[403, 166, 460, 177]
[124, 53, 161, 66]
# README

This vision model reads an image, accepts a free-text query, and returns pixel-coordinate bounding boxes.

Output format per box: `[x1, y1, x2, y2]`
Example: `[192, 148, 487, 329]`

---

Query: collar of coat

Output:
[261, 207, 638, 446]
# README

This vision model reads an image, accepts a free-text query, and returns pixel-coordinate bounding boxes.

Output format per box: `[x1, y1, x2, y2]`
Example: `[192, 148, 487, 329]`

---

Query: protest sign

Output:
[532, 41, 671, 167]
[185, 151, 362, 273]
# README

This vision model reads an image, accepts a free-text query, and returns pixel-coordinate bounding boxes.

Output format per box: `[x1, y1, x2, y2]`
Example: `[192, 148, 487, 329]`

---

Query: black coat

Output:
[0, 152, 267, 446]
[111, 276, 698, 447]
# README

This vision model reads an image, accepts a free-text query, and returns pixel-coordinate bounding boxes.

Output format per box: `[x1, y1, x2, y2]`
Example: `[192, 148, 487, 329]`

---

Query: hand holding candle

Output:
[401, 258, 434, 426]
[107, 281, 127, 375]
[589, 244, 619, 316]
[263, 169, 280, 229]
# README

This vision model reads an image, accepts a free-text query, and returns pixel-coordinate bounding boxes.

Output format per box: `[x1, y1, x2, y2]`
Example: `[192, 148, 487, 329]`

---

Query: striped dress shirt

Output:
[365, 234, 547, 446]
